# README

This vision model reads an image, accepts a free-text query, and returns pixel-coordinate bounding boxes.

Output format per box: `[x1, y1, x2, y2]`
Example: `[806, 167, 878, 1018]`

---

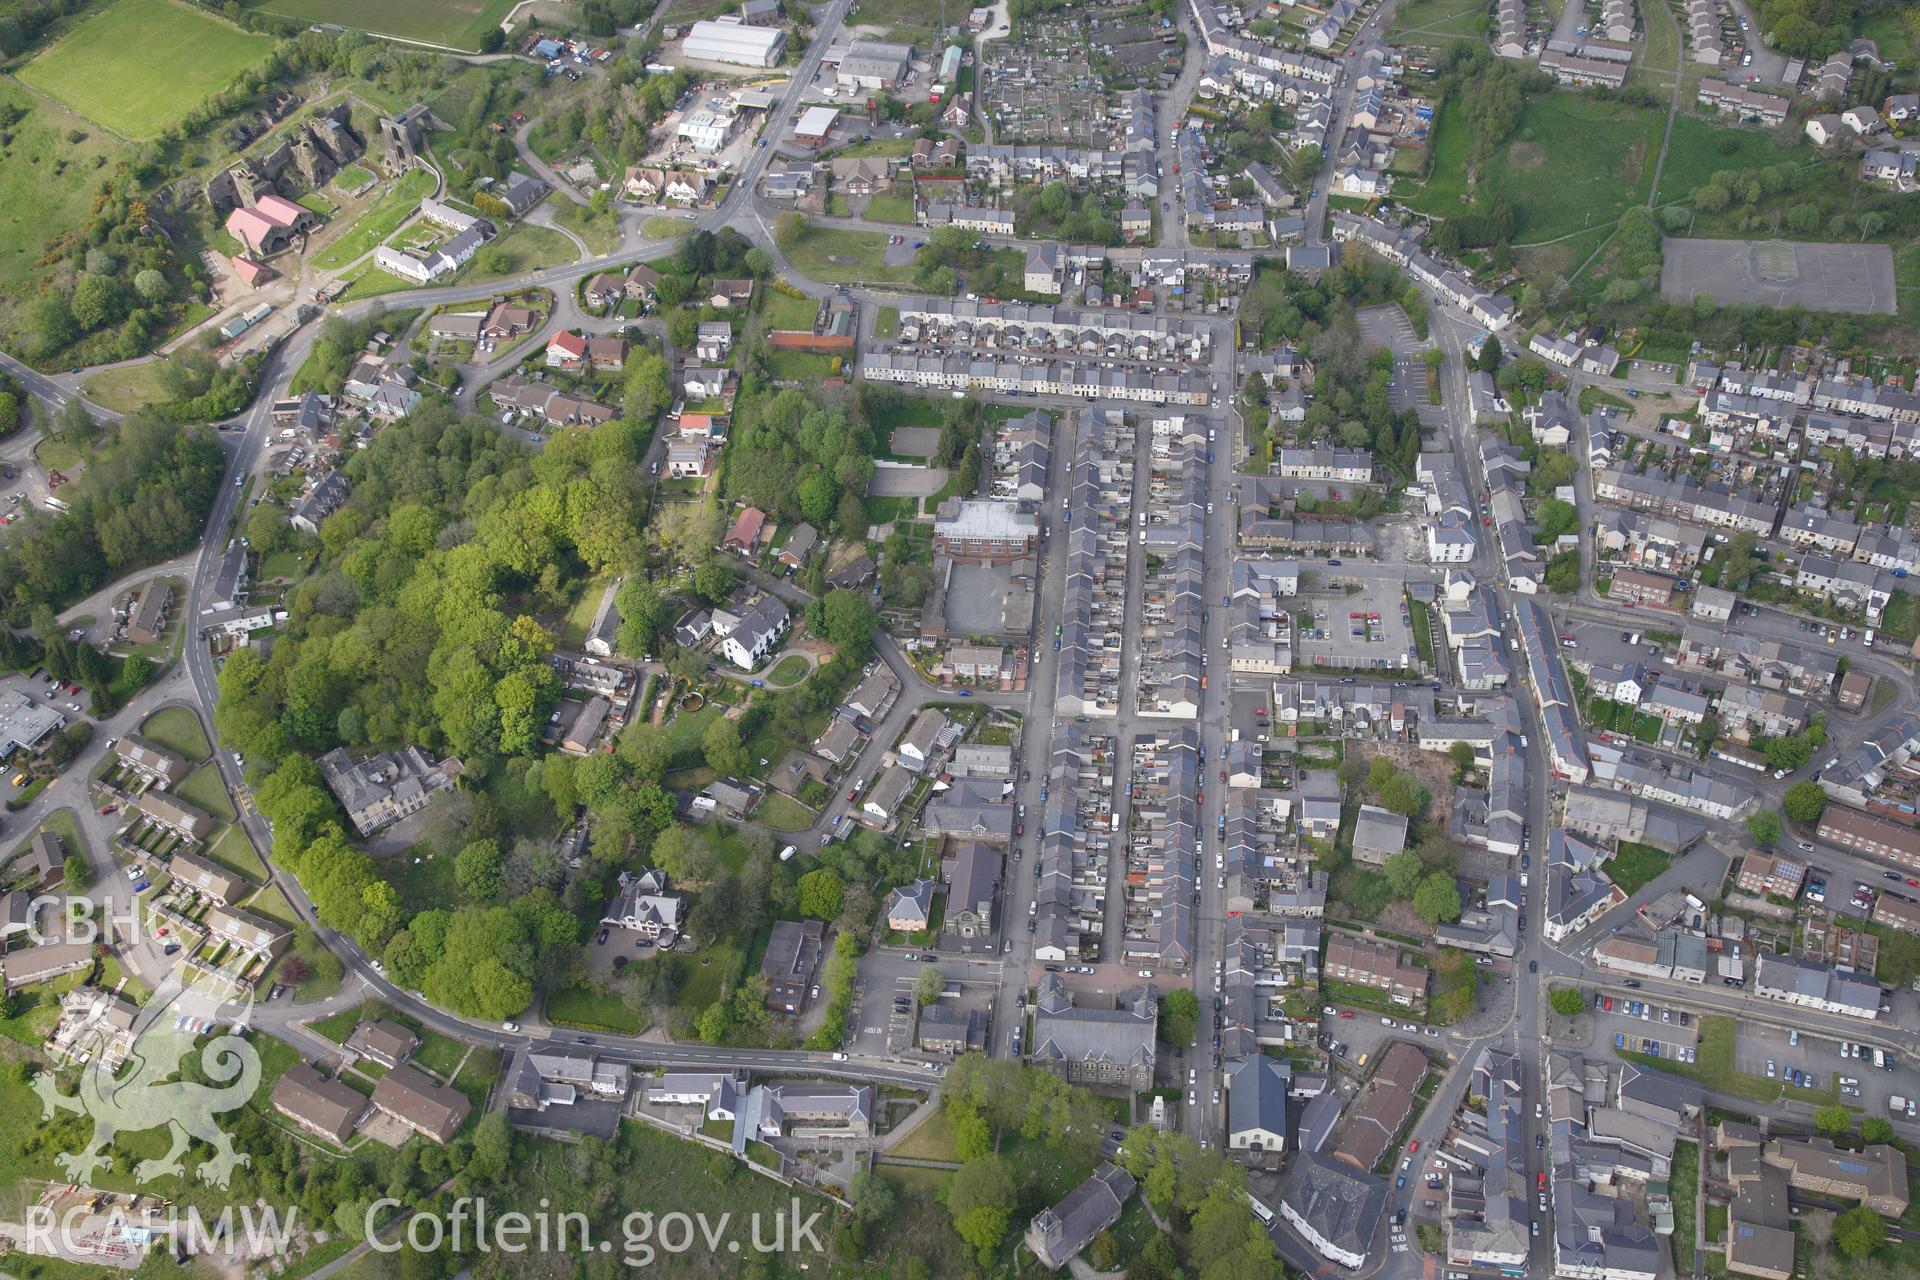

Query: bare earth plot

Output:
[1660, 237, 1897, 315]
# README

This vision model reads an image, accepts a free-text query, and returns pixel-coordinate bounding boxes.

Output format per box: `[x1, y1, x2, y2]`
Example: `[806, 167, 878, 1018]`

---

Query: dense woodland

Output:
[0, 411, 224, 621]
[218, 395, 894, 1031]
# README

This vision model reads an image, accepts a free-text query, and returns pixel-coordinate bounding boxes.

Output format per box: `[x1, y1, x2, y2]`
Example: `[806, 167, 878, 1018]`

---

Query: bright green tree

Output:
[1834, 1205, 1886, 1259]
[1412, 872, 1461, 924]
[797, 868, 844, 919]
[1783, 781, 1827, 823]
[1158, 988, 1200, 1045]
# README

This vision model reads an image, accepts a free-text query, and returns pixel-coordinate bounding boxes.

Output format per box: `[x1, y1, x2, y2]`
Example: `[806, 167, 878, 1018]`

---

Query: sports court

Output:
[1660, 237, 1896, 315]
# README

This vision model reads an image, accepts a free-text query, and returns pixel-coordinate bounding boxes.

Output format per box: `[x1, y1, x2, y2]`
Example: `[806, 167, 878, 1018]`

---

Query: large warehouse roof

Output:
[682, 19, 786, 66]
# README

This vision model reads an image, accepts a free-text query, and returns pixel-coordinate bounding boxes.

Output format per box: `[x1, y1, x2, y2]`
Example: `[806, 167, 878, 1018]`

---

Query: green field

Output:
[1653, 114, 1812, 207]
[642, 216, 692, 240]
[141, 706, 212, 760]
[0, 81, 129, 294]
[82, 363, 171, 414]
[18, 0, 273, 140]
[462, 221, 577, 281]
[176, 765, 238, 823]
[247, 0, 518, 51]
[783, 225, 918, 286]
[1409, 92, 1663, 242]
[314, 168, 438, 270]
[552, 200, 623, 256]
[1388, 0, 1487, 43]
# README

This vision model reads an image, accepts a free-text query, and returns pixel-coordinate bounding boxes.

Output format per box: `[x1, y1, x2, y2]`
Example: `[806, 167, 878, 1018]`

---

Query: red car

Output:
[1408, 1139, 1420, 1152]
[1340, 1010, 1354, 1019]
[99, 804, 116, 815]
[1219, 769, 1227, 783]
[1907, 878, 1918, 888]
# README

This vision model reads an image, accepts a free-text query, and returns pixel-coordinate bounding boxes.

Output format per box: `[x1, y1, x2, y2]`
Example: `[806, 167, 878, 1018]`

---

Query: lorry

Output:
[1892, 1095, 1917, 1117]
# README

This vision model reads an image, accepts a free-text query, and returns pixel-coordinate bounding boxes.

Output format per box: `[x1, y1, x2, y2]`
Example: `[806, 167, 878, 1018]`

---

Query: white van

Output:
[779, 845, 797, 861]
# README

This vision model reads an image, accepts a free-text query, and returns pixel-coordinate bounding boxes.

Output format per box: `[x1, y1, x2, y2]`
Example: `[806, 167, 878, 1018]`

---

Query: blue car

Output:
[1615, 1033, 1625, 1048]
[957, 689, 973, 697]
[133, 881, 151, 893]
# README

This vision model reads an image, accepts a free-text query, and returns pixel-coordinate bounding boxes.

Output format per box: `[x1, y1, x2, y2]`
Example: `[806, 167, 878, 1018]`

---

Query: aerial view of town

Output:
[0, 0, 1919, 1273]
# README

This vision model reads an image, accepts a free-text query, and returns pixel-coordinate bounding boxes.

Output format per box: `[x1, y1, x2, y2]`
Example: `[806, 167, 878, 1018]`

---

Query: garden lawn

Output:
[6, 809, 84, 876]
[782, 226, 917, 286]
[246, 0, 517, 50]
[463, 222, 577, 280]
[767, 348, 840, 381]
[1607, 842, 1672, 895]
[206, 823, 268, 881]
[888, 1106, 959, 1161]
[175, 765, 237, 823]
[863, 193, 916, 223]
[757, 792, 816, 831]
[767, 654, 810, 685]
[314, 169, 438, 270]
[244, 885, 301, 926]
[668, 939, 743, 1014]
[382, 845, 458, 916]
[762, 289, 822, 331]
[561, 573, 616, 646]
[642, 216, 691, 240]
[18, 0, 272, 140]
[140, 706, 211, 759]
[1670, 1140, 1701, 1274]
[338, 266, 419, 301]
[546, 983, 643, 1033]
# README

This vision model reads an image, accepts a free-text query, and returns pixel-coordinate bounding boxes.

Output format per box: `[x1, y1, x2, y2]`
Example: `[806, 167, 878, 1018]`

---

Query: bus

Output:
[1244, 1190, 1274, 1225]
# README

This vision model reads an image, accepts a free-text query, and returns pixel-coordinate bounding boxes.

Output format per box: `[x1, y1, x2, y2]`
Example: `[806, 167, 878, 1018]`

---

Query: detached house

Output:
[546, 331, 589, 370]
